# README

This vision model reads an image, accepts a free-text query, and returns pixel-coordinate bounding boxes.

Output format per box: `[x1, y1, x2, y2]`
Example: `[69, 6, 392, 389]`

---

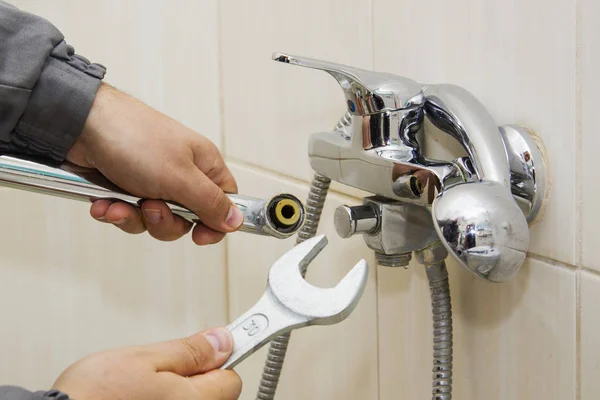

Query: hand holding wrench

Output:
[221, 234, 369, 370]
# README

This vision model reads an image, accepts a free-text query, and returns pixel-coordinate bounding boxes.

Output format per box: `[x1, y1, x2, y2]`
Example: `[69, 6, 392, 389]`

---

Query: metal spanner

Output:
[221, 234, 369, 370]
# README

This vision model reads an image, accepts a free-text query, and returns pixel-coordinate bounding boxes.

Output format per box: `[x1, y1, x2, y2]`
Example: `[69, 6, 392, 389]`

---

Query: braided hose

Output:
[334, 111, 352, 139]
[426, 262, 453, 400]
[254, 174, 331, 399]
[253, 112, 354, 399]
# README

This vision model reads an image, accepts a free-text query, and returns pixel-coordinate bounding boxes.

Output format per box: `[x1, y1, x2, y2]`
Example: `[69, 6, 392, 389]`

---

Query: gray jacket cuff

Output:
[0, 386, 70, 400]
[8, 41, 106, 165]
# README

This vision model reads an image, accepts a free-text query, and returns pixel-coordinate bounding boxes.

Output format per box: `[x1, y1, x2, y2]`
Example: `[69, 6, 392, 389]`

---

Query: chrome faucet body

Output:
[256, 53, 548, 400]
[273, 52, 547, 283]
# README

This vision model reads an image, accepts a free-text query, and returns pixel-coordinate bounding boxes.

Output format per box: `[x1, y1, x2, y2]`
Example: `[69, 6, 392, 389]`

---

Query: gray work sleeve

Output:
[0, 0, 106, 165]
[0, 386, 70, 400]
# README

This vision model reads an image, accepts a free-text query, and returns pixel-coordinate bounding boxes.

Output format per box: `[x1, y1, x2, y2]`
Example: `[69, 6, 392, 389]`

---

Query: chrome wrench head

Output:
[221, 234, 369, 370]
[268, 234, 369, 323]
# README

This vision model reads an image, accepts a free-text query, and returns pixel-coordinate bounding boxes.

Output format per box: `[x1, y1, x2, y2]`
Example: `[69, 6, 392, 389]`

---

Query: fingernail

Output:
[204, 327, 232, 353]
[143, 209, 162, 224]
[113, 218, 127, 225]
[226, 206, 244, 228]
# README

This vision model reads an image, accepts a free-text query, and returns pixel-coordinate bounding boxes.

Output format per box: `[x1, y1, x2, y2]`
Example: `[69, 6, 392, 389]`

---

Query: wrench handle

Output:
[221, 291, 307, 370]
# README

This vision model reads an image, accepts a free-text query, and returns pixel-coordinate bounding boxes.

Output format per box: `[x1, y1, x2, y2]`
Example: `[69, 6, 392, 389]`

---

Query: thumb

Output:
[149, 327, 234, 376]
[177, 169, 244, 233]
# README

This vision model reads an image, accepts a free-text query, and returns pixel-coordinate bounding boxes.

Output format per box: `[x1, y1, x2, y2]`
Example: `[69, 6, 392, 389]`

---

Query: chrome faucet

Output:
[255, 53, 548, 400]
[272, 53, 547, 283]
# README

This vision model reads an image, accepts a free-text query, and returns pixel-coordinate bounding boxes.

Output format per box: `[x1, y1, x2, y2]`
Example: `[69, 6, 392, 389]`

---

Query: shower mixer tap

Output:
[254, 53, 549, 400]
[272, 52, 548, 283]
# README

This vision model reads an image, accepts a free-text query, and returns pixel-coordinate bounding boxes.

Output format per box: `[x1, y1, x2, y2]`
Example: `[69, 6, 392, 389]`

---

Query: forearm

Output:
[0, 0, 106, 165]
[0, 386, 70, 400]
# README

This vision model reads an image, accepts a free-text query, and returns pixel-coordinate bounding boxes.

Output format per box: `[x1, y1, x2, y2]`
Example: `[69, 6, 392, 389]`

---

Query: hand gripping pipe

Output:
[0, 155, 305, 239]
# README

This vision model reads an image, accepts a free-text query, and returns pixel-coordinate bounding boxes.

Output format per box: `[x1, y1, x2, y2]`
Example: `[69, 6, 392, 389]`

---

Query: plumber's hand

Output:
[52, 327, 242, 400]
[66, 83, 242, 245]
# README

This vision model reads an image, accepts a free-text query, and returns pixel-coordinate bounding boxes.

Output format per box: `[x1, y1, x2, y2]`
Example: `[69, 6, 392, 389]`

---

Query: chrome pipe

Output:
[0, 155, 304, 239]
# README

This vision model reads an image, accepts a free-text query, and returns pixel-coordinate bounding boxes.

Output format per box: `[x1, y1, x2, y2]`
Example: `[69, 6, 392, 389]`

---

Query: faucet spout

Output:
[423, 84, 511, 188]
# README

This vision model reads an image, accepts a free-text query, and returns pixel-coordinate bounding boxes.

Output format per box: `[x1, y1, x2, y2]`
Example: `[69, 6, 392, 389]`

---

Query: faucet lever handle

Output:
[272, 52, 424, 116]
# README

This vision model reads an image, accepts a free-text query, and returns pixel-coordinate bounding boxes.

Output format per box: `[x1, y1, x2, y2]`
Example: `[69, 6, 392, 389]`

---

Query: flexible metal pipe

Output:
[255, 173, 331, 400]
[254, 112, 353, 399]
[426, 262, 453, 400]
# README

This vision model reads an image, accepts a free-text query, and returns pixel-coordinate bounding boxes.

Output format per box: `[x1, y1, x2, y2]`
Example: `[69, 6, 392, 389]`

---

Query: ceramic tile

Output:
[220, 0, 373, 185]
[377, 259, 431, 400]
[378, 257, 576, 400]
[13, 0, 222, 146]
[374, 0, 577, 264]
[581, 270, 600, 400]
[0, 190, 227, 388]
[226, 163, 378, 400]
[581, 0, 600, 270]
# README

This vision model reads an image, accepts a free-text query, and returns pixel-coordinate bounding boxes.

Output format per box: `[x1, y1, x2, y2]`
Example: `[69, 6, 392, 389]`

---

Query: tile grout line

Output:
[575, 0, 583, 395]
[223, 236, 231, 323]
[226, 157, 367, 201]
[216, 0, 226, 155]
[371, 0, 376, 70]
[575, 1, 583, 271]
[526, 254, 600, 278]
[581, 266, 600, 277]
[576, 270, 582, 400]
[526, 252, 578, 270]
[374, 259, 382, 400]
[226, 157, 311, 187]
[216, 0, 231, 324]
[369, 1, 381, 399]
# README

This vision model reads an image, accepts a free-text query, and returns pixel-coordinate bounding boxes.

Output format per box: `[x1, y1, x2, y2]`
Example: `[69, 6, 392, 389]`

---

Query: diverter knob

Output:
[334, 204, 380, 239]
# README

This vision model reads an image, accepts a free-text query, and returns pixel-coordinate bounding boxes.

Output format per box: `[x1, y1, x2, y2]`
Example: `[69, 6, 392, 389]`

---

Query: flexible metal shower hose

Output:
[254, 112, 355, 400]
[426, 262, 453, 400]
[254, 173, 331, 400]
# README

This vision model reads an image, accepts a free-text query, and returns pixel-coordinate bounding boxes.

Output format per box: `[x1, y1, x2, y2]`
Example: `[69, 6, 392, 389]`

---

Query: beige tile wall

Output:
[2, 0, 596, 399]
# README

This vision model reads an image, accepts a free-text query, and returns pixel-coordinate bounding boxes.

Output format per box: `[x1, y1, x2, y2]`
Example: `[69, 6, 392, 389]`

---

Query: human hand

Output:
[52, 327, 241, 400]
[67, 84, 242, 245]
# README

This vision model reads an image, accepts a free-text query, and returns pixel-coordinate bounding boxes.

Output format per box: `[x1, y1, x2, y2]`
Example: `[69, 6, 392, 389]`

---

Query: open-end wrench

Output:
[221, 234, 369, 370]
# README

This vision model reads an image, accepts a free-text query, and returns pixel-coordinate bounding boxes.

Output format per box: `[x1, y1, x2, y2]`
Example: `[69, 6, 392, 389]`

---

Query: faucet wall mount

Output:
[273, 53, 548, 283]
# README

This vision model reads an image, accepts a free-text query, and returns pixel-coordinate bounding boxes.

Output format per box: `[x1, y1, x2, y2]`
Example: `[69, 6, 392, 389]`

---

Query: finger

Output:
[104, 202, 146, 234]
[150, 327, 233, 376]
[188, 370, 242, 400]
[174, 169, 244, 234]
[141, 200, 193, 241]
[215, 163, 238, 194]
[90, 199, 113, 221]
[192, 138, 238, 195]
[192, 223, 226, 246]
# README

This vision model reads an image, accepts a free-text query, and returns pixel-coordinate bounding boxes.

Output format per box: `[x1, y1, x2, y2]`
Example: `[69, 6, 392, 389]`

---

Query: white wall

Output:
[2, 1, 596, 399]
